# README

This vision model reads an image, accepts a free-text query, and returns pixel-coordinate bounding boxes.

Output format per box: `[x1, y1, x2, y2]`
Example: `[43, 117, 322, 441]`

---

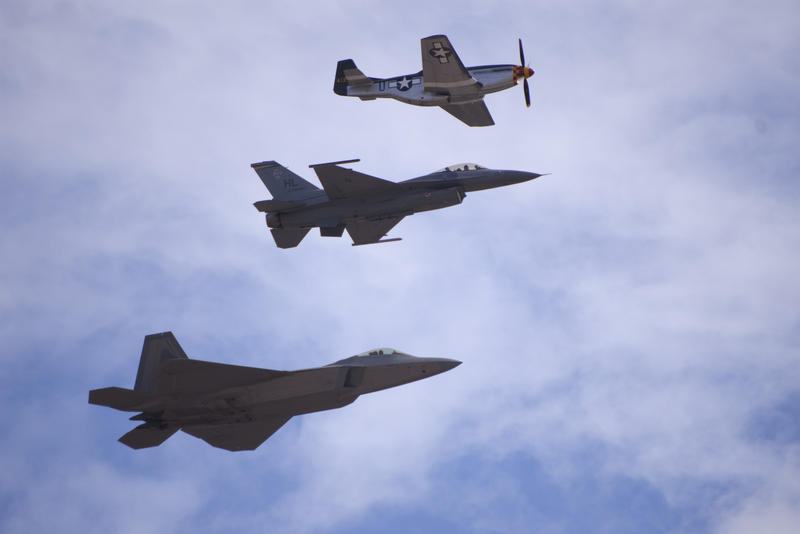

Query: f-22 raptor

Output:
[89, 332, 460, 451]
[334, 34, 534, 126]
[252, 159, 544, 248]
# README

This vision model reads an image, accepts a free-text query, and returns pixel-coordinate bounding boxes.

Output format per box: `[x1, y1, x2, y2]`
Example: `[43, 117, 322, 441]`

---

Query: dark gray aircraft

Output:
[252, 159, 544, 248]
[89, 332, 460, 451]
[334, 35, 534, 126]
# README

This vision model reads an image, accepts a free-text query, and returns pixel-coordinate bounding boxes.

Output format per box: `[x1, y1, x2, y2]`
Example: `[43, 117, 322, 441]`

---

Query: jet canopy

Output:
[329, 347, 402, 366]
[356, 348, 398, 356]
[437, 163, 487, 172]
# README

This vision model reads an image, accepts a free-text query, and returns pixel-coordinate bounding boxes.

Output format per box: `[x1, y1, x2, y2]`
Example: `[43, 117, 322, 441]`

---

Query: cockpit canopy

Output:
[329, 347, 402, 366]
[436, 163, 487, 172]
[356, 348, 398, 357]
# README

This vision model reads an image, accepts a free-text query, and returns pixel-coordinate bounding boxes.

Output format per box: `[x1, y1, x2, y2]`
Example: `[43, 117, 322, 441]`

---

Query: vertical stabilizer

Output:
[334, 59, 372, 95]
[134, 332, 188, 394]
[251, 161, 321, 202]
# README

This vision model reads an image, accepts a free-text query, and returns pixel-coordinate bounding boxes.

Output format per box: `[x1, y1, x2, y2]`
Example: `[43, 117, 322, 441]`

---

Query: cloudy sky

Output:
[1, 1, 799, 532]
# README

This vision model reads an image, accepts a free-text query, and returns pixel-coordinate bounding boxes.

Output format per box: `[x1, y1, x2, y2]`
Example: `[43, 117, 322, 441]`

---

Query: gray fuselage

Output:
[148, 352, 459, 428]
[272, 167, 540, 230]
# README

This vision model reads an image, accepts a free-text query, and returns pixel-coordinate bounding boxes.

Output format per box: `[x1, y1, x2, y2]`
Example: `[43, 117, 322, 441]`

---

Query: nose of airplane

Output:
[436, 358, 461, 373]
[504, 170, 544, 184]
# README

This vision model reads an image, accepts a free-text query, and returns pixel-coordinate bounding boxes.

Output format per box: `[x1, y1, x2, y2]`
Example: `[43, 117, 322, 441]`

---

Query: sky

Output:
[1, 1, 799, 532]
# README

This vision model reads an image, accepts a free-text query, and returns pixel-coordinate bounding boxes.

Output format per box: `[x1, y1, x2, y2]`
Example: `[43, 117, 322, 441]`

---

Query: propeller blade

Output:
[518, 38, 525, 66]
[523, 78, 531, 107]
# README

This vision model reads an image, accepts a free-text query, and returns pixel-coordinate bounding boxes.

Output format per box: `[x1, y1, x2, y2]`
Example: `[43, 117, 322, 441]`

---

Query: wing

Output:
[440, 101, 495, 127]
[311, 164, 396, 200]
[182, 416, 292, 451]
[157, 359, 289, 395]
[421, 35, 480, 95]
[346, 216, 404, 245]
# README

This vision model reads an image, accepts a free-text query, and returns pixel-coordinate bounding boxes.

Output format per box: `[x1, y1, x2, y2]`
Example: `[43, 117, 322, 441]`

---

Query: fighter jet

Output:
[89, 332, 460, 451]
[252, 159, 544, 248]
[334, 35, 534, 126]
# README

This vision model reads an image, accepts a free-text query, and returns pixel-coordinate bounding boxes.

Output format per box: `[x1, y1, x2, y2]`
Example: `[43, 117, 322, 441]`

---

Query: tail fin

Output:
[251, 161, 321, 202]
[334, 59, 372, 95]
[134, 332, 188, 394]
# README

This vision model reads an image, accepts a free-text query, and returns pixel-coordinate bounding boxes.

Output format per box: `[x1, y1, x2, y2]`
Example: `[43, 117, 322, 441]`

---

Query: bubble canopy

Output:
[436, 163, 487, 172]
[356, 348, 398, 356]
[328, 348, 405, 366]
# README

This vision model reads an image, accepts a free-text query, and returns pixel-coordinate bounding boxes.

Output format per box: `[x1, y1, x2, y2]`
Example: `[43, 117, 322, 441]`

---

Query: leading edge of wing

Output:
[311, 164, 396, 200]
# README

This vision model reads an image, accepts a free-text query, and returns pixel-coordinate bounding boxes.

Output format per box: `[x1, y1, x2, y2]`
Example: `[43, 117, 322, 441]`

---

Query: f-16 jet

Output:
[89, 332, 460, 451]
[334, 34, 534, 126]
[252, 159, 544, 248]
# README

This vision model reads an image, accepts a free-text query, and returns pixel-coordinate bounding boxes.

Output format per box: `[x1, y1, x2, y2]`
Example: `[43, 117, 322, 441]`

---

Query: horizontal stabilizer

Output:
[89, 387, 153, 412]
[271, 227, 311, 248]
[155, 359, 289, 395]
[253, 199, 302, 213]
[312, 164, 396, 200]
[119, 423, 180, 449]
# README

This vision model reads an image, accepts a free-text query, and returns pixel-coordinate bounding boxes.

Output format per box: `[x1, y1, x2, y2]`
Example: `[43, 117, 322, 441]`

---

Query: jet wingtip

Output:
[251, 160, 279, 170]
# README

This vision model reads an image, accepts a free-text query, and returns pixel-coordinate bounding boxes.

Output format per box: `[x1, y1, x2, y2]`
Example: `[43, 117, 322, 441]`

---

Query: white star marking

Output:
[430, 42, 450, 63]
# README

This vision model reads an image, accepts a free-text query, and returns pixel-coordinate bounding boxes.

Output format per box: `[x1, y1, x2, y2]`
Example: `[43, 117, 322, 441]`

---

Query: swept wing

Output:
[311, 162, 396, 200]
[346, 216, 404, 245]
[182, 417, 292, 451]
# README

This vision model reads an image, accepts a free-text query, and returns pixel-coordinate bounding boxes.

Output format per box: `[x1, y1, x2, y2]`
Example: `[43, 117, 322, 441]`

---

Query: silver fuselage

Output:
[346, 64, 518, 105]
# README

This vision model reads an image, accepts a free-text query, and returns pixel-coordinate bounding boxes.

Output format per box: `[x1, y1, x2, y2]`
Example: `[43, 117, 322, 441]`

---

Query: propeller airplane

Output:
[334, 34, 534, 127]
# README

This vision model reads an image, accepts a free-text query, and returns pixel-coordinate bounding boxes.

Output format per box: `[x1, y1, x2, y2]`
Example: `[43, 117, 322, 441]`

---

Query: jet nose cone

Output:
[438, 358, 462, 373]
[506, 170, 543, 184]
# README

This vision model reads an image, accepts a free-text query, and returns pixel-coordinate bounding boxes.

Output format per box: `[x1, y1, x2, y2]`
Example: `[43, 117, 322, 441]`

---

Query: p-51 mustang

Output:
[251, 159, 544, 248]
[334, 34, 534, 126]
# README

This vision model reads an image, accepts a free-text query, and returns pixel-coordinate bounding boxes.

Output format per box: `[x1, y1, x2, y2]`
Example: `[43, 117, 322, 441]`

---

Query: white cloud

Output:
[1, 1, 799, 532]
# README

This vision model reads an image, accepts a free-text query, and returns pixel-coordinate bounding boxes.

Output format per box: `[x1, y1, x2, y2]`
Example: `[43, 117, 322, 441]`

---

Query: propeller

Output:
[517, 38, 534, 107]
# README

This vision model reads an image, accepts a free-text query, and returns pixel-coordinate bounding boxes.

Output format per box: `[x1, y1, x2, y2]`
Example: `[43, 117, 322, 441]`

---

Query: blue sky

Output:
[1, 1, 799, 532]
